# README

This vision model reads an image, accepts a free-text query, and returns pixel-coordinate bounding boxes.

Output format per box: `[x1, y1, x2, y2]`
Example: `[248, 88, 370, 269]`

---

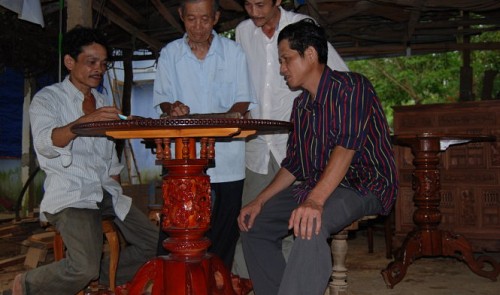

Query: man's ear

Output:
[213, 10, 221, 25]
[63, 55, 75, 71]
[275, 0, 283, 7]
[305, 46, 317, 62]
[178, 7, 184, 22]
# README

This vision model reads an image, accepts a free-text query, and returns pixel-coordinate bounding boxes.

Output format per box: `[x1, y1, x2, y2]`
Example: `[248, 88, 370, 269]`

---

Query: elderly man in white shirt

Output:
[232, 0, 349, 279]
[152, 0, 257, 270]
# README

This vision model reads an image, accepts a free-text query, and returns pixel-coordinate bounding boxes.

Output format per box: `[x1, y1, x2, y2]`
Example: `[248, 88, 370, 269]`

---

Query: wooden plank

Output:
[0, 254, 26, 269]
[24, 247, 47, 269]
[28, 231, 56, 249]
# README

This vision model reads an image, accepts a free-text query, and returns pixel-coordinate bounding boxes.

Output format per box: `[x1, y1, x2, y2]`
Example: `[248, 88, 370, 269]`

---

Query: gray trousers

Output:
[241, 186, 382, 295]
[232, 153, 294, 278]
[24, 192, 159, 295]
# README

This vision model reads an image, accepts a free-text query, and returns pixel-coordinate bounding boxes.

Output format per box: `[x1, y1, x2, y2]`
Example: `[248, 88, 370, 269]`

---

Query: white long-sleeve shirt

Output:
[29, 76, 131, 221]
[236, 7, 349, 174]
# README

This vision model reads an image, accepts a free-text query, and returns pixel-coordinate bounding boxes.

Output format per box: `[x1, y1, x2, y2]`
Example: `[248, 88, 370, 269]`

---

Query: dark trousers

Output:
[25, 191, 159, 294]
[241, 186, 382, 295]
[157, 180, 244, 269]
[207, 180, 244, 268]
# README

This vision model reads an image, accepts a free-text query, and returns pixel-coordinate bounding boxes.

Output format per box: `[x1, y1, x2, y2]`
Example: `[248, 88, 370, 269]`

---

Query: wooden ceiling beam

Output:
[150, 0, 184, 34]
[337, 41, 500, 58]
[316, 1, 377, 24]
[416, 17, 500, 29]
[107, 0, 147, 25]
[305, 0, 330, 27]
[93, 0, 163, 51]
[403, 0, 425, 45]
[219, 0, 244, 12]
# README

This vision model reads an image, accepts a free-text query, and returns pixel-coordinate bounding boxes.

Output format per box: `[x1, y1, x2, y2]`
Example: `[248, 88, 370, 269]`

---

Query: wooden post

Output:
[67, 0, 92, 30]
[459, 11, 474, 101]
[481, 70, 498, 100]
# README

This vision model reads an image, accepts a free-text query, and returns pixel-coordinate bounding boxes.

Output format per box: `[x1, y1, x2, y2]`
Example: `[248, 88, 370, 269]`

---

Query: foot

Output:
[12, 273, 24, 295]
[113, 282, 130, 295]
[230, 274, 253, 295]
[239, 277, 253, 295]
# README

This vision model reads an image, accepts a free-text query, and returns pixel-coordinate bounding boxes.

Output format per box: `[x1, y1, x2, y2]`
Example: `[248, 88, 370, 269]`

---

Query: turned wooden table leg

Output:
[382, 134, 500, 288]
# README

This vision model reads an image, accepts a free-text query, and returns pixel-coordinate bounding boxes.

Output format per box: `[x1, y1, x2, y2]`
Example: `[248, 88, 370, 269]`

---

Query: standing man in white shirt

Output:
[232, 0, 349, 279]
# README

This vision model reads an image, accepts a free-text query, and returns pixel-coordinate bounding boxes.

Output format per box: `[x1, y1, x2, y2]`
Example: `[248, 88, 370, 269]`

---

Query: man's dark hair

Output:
[62, 25, 110, 60]
[278, 18, 328, 64]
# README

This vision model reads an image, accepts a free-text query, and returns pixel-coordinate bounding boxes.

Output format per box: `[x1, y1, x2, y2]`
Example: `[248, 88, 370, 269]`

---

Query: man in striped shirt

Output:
[238, 19, 398, 295]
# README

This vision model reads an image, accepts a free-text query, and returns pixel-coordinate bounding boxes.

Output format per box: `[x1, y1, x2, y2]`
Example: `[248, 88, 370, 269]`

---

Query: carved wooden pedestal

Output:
[381, 134, 500, 288]
[127, 138, 235, 294]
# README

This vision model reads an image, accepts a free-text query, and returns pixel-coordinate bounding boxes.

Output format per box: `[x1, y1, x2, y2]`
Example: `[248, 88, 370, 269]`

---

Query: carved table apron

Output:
[72, 118, 290, 295]
[381, 133, 499, 288]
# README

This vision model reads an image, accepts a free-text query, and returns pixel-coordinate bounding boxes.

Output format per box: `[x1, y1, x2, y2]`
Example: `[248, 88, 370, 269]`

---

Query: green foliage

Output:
[220, 29, 235, 40]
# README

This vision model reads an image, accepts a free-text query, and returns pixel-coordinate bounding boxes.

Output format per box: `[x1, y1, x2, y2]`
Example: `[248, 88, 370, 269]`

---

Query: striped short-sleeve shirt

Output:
[281, 67, 398, 215]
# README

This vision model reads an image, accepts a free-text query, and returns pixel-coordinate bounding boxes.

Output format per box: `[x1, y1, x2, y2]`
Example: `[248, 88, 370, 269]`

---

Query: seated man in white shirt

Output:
[13, 26, 158, 295]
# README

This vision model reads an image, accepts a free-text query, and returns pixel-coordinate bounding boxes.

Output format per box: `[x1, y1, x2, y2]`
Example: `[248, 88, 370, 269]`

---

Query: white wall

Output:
[102, 59, 162, 185]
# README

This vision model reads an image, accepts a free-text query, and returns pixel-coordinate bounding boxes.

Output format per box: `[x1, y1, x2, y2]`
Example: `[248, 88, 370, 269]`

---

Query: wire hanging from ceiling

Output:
[58, 0, 63, 82]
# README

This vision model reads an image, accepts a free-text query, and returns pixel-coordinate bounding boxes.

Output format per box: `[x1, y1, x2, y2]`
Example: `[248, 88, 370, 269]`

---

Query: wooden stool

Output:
[53, 219, 120, 294]
[328, 215, 378, 295]
[147, 204, 162, 226]
[366, 210, 394, 259]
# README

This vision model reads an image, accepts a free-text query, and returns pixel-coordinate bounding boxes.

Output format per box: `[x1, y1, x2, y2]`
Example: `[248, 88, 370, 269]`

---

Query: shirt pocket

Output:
[93, 137, 113, 161]
[213, 81, 235, 111]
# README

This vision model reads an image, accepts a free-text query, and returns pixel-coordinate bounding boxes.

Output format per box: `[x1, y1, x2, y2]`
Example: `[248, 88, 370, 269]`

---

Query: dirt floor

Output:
[1, 216, 500, 295]
[344, 230, 500, 295]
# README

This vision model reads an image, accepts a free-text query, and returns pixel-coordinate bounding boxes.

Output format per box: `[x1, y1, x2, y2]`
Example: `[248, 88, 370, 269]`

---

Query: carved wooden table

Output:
[72, 118, 290, 295]
[381, 133, 499, 288]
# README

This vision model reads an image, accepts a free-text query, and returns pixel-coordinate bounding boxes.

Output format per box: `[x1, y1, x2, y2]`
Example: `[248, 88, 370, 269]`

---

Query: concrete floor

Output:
[1, 227, 500, 294]
[339, 230, 500, 295]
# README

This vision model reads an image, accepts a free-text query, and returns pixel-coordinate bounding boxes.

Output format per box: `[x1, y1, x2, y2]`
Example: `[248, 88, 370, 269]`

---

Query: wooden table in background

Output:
[382, 133, 500, 288]
[72, 117, 290, 295]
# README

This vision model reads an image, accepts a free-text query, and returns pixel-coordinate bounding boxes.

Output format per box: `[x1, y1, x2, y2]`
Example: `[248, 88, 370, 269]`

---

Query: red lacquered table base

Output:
[71, 118, 290, 295]
[381, 133, 500, 288]
[128, 154, 235, 295]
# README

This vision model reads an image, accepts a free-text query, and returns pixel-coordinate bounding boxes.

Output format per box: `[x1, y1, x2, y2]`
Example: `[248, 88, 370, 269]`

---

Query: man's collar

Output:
[315, 66, 334, 106]
[297, 66, 334, 108]
[181, 31, 223, 59]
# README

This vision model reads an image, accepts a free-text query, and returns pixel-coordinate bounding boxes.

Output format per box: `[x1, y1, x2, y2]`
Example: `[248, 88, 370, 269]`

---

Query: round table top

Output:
[393, 132, 495, 141]
[393, 132, 496, 151]
[71, 117, 292, 139]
